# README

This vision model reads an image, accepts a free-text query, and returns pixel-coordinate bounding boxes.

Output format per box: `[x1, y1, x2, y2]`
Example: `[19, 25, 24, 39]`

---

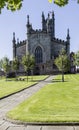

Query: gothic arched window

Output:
[35, 46, 43, 63]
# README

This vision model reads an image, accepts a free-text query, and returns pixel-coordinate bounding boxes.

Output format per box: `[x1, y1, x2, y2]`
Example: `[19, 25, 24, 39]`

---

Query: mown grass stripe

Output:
[7, 74, 79, 123]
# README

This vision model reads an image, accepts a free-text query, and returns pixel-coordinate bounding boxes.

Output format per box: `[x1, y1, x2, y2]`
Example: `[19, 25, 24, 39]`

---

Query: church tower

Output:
[12, 11, 71, 74]
[12, 32, 16, 59]
[66, 28, 70, 56]
[42, 12, 47, 31]
[46, 11, 55, 39]
[26, 15, 32, 34]
[52, 11, 55, 38]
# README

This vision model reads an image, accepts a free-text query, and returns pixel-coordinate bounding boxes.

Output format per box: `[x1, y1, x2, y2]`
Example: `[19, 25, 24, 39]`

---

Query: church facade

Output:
[12, 11, 70, 74]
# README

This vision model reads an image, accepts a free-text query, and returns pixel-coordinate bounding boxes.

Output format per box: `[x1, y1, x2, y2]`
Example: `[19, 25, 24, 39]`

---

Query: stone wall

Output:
[16, 44, 26, 60]
[28, 32, 51, 63]
[16, 44, 26, 72]
[52, 40, 66, 58]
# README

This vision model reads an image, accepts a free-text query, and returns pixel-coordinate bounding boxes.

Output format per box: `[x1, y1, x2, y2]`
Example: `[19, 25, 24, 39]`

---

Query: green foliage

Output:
[0, 0, 79, 12]
[0, 0, 23, 13]
[54, 0, 68, 6]
[0, 0, 79, 13]
[12, 57, 19, 72]
[1, 57, 11, 74]
[54, 49, 70, 72]
[74, 51, 79, 66]
[22, 54, 35, 81]
[22, 54, 35, 72]
[0, 59, 3, 70]
[48, 0, 79, 6]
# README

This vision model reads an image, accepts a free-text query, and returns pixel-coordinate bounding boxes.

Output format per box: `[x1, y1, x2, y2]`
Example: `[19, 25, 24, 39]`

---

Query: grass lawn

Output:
[7, 74, 79, 123]
[0, 75, 48, 99]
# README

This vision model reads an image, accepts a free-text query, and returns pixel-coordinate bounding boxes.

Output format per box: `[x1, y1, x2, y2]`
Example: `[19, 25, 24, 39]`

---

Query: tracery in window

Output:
[35, 46, 43, 63]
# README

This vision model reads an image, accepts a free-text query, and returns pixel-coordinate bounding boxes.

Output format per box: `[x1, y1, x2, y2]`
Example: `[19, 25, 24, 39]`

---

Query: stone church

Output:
[12, 11, 70, 74]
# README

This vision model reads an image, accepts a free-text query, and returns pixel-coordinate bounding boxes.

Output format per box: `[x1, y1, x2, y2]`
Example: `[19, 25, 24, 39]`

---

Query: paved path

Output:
[0, 75, 79, 130]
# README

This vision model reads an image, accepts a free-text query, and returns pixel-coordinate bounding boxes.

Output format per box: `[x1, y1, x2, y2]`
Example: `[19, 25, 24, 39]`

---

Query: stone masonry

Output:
[12, 11, 70, 74]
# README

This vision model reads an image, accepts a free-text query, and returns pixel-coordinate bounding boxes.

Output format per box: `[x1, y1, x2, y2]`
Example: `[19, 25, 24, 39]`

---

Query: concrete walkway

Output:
[0, 75, 79, 130]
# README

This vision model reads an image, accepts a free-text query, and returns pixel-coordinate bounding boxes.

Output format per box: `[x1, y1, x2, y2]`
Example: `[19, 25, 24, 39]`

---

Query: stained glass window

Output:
[35, 46, 43, 63]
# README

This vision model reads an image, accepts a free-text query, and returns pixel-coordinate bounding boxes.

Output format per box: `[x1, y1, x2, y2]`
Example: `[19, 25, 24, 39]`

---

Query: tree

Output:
[73, 51, 79, 72]
[12, 57, 19, 76]
[0, 59, 3, 70]
[0, 0, 79, 13]
[22, 54, 35, 82]
[0, 0, 22, 13]
[1, 57, 11, 79]
[54, 49, 70, 82]
[48, 0, 79, 6]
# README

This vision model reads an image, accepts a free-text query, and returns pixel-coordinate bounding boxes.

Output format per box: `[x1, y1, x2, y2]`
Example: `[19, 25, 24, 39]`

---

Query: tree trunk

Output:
[31, 69, 33, 81]
[27, 71, 28, 82]
[62, 71, 64, 82]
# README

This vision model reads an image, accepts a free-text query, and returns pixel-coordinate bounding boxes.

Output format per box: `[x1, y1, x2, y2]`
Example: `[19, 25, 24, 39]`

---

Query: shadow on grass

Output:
[52, 79, 68, 83]
[31, 79, 44, 82]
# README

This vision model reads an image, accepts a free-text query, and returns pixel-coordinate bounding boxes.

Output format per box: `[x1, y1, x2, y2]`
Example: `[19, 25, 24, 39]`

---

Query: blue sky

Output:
[0, 0, 79, 60]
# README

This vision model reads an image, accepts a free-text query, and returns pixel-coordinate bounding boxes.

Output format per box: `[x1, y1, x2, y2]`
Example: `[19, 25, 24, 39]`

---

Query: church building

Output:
[12, 11, 70, 74]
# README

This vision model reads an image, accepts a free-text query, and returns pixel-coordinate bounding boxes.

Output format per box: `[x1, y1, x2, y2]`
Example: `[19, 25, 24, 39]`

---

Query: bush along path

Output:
[0, 75, 78, 130]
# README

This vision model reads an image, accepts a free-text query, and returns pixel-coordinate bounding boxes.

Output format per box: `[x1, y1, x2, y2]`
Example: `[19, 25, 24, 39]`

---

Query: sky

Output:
[0, 0, 79, 60]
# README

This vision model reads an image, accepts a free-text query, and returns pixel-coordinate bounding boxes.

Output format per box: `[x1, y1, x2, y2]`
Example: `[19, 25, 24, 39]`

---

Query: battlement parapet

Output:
[27, 28, 48, 35]
[29, 28, 48, 34]
[16, 40, 26, 47]
[53, 37, 66, 44]
[31, 29, 42, 33]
